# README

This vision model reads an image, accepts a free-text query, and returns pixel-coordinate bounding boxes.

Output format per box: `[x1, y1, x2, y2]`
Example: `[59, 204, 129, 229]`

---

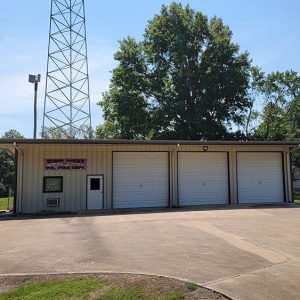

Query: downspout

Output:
[13, 143, 23, 214]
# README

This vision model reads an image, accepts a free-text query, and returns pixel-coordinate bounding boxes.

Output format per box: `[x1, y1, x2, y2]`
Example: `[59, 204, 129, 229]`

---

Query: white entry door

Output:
[87, 175, 104, 210]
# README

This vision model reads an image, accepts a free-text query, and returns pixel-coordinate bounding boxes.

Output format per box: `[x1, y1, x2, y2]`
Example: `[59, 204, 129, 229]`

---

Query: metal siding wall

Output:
[105, 150, 112, 209]
[19, 145, 112, 213]
[22, 147, 29, 213]
[16, 151, 23, 213]
[228, 150, 237, 204]
[285, 152, 292, 202]
[169, 150, 177, 207]
[172, 150, 178, 207]
[23, 146, 33, 213]
[37, 146, 44, 212]
[17, 144, 291, 213]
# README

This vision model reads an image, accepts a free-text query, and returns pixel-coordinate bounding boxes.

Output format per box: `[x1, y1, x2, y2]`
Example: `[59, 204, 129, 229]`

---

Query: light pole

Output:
[28, 74, 41, 139]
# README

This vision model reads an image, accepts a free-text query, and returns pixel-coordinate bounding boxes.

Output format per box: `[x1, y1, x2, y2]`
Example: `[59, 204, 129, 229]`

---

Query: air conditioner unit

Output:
[47, 198, 60, 207]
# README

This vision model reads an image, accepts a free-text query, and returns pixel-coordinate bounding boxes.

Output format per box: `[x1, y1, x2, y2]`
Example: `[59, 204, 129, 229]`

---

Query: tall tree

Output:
[0, 129, 24, 197]
[97, 3, 252, 140]
[97, 38, 150, 139]
[255, 71, 300, 183]
[239, 66, 264, 139]
[255, 71, 300, 141]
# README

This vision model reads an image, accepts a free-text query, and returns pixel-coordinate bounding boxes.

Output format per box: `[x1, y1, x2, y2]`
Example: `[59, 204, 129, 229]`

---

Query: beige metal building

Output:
[0, 139, 298, 214]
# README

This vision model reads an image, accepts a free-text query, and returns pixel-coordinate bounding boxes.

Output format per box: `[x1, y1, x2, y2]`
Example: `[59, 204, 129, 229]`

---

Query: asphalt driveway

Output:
[1, 205, 300, 300]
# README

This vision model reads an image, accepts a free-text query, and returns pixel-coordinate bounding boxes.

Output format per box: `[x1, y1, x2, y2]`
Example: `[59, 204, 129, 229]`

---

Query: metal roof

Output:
[0, 139, 298, 146]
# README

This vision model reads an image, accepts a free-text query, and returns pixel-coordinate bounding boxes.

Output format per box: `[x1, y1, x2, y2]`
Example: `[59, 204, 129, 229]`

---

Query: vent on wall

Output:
[47, 198, 60, 207]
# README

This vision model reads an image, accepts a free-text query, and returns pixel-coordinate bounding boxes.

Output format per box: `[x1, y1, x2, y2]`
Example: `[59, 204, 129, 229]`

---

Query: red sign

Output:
[45, 159, 86, 170]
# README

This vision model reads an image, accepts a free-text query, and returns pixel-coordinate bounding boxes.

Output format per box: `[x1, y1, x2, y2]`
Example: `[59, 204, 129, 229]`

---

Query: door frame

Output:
[86, 174, 104, 210]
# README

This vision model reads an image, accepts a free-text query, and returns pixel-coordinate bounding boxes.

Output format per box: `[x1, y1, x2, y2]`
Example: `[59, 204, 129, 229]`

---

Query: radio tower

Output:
[42, 0, 92, 139]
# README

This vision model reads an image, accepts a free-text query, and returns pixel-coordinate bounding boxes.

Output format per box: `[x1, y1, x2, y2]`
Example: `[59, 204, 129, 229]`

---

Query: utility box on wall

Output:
[47, 198, 60, 208]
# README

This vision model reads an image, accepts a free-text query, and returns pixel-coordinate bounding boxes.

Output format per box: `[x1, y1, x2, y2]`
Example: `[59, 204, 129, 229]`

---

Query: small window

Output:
[90, 178, 100, 190]
[43, 176, 63, 193]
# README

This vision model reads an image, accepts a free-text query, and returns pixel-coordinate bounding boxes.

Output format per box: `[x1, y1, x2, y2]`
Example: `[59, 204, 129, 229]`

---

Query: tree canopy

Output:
[255, 71, 300, 141]
[252, 70, 300, 181]
[42, 125, 94, 139]
[97, 3, 251, 140]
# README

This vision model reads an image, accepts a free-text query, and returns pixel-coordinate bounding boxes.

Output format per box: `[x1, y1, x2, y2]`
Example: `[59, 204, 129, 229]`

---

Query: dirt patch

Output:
[0, 273, 230, 299]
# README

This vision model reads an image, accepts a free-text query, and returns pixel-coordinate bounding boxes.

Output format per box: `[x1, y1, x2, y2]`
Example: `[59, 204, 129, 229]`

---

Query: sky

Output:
[0, 0, 300, 138]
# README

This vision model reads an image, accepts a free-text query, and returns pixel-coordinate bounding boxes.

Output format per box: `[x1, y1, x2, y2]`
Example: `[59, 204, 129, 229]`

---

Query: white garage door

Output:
[113, 152, 169, 208]
[178, 152, 229, 206]
[237, 152, 284, 204]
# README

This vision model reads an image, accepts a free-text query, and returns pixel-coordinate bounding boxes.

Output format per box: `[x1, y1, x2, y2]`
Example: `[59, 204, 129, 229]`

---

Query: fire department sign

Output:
[45, 159, 86, 170]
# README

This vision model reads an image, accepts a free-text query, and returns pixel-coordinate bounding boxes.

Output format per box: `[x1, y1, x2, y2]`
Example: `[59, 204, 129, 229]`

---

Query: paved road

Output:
[1, 205, 300, 300]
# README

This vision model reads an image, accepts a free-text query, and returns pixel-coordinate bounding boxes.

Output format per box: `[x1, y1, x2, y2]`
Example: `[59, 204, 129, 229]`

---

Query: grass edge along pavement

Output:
[0, 274, 230, 300]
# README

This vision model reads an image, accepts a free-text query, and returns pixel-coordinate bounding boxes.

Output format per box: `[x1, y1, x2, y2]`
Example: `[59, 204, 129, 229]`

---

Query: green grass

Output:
[0, 278, 186, 300]
[186, 282, 198, 292]
[292, 193, 300, 203]
[0, 197, 13, 211]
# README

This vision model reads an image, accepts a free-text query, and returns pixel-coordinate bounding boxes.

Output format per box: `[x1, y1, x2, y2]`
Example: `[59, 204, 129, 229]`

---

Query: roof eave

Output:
[0, 139, 298, 147]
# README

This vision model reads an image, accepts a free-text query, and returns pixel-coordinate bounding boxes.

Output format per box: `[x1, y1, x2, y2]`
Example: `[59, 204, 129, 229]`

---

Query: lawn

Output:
[0, 278, 197, 300]
[0, 197, 13, 211]
[293, 193, 300, 203]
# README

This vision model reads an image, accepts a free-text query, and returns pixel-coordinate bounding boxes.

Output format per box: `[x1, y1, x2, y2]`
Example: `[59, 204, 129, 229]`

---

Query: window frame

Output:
[43, 176, 63, 193]
[90, 178, 101, 191]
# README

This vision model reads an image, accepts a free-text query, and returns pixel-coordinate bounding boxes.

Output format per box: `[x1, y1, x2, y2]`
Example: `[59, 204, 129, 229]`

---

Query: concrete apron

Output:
[1, 206, 300, 300]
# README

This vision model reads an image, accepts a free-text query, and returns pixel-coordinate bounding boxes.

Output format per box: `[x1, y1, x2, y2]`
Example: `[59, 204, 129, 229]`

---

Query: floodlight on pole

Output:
[28, 74, 41, 139]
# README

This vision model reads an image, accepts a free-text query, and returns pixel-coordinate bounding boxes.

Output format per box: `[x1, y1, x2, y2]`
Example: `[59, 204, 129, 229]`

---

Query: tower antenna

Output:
[42, 0, 92, 139]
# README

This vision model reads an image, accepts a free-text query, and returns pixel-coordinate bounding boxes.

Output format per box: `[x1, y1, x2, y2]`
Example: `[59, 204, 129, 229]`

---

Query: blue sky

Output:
[0, 0, 299, 138]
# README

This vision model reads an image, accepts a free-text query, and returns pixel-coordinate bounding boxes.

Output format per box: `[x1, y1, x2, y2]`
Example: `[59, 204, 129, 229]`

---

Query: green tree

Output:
[255, 71, 300, 141]
[0, 129, 24, 197]
[42, 125, 94, 139]
[254, 71, 300, 184]
[239, 66, 264, 139]
[0, 151, 14, 196]
[97, 3, 252, 140]
[97, 38, 150, 139]
[2, 129, 24, 139]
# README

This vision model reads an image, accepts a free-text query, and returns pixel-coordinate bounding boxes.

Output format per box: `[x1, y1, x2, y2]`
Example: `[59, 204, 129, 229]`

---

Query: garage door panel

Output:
[178, 152, 229, 206]
[237, 152, 284, 204]
[113, 152, 169, 208]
